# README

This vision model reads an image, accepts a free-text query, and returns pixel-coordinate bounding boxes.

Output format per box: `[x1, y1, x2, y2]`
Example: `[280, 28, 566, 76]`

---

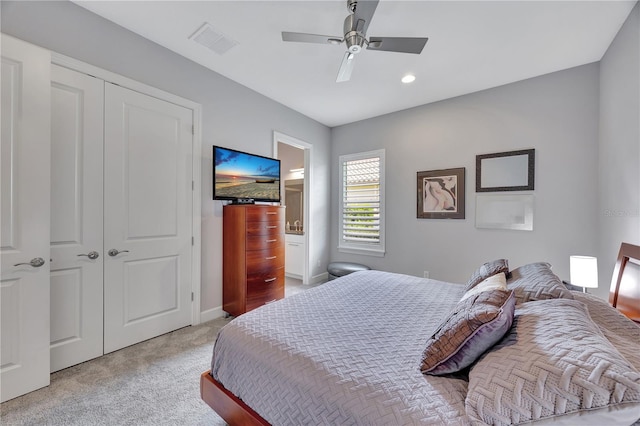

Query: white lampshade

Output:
[569, 255, 598, 289]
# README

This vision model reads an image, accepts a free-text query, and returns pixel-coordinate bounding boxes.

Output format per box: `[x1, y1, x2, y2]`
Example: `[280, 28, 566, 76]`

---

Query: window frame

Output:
[338, 149, 386, 257]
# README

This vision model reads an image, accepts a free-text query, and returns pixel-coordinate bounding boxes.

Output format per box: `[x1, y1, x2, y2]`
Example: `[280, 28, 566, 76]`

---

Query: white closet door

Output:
[103, 83, 193, 353]
[49, 65, 104, 372]
[0, 35, 51, 403]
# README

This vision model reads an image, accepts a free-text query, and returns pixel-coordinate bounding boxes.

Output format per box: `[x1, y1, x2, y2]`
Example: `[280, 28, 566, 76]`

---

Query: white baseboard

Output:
[285, 272, 303, 280]
[199, 306, 225, 324]
[309, 271, 329, 285]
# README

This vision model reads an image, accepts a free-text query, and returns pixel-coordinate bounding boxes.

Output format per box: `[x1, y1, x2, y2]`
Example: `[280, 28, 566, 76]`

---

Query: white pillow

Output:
[460, 272, 506, 301]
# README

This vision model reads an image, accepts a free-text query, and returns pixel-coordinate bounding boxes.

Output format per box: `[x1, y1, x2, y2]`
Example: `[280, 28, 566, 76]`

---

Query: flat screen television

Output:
[213, 145, 281, 203]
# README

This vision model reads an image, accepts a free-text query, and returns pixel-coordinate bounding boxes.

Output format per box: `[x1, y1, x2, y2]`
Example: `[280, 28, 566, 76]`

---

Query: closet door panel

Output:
[0, 35, 51, 403]
[103, 83, 193, 354]
[49, 64, 104, 372]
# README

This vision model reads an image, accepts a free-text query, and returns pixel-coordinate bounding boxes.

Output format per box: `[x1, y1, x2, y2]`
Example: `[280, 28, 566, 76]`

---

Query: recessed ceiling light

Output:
[401, 74, 416, 84]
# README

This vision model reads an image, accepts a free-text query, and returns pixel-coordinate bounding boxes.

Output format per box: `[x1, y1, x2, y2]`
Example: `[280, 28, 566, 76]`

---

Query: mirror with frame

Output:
[476, 149, 535, 192]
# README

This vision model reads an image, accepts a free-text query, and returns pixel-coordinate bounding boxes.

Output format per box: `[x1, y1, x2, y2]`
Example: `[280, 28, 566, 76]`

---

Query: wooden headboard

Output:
[609, 242, 640, 323]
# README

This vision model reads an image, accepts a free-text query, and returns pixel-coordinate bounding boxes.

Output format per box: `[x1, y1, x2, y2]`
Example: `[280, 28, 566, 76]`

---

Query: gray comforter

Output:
[212, 270, 470, 425]
[211, 270, 640, 425]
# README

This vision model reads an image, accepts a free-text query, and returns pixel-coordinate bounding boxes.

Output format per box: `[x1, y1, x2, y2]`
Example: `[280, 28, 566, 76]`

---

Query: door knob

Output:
[78, 251, 100, 260]
[14, 257, 45, 267]
[108, 249, 130, 257]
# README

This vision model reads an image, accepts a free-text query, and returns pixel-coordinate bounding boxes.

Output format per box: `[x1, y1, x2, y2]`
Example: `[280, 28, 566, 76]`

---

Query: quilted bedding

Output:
[573, 292, 640, 370]
[573, 292, 640, 426]
[212, 270, 470, 425]
[210, 269, 640, 425]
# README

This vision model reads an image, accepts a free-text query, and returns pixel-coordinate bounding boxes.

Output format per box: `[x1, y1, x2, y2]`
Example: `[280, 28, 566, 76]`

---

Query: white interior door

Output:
[49, 64, 104, 372]
[0, 35, 51, 403]
[103, 83, 193, 354]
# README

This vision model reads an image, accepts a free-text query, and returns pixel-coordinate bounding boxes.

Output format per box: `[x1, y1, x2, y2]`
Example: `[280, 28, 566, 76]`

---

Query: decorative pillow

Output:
[420, 289, 515, 376]
[465, 259, 509, 291]
[460, 272, 507, 302]
[507, 262, 573, 304]
[466, 299, 640, 426]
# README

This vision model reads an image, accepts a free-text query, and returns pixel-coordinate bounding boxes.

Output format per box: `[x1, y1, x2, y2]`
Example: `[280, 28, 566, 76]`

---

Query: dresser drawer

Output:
[246, 206, 282, 222]
[246, 221, 281, 236]
[246, 268, 284, 312]
[246, 245, 285, 274]
[246, 234, 284, 251]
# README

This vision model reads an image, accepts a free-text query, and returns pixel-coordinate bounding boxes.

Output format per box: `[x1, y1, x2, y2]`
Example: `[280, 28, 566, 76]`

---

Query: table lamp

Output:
[569, 255, 598, 293]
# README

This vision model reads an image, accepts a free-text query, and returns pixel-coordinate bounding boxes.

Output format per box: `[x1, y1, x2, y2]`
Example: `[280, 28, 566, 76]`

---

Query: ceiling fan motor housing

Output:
[344, 14, 366, 53]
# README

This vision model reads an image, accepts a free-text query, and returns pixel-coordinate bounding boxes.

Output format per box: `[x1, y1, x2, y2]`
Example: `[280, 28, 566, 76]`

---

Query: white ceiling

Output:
[73, 0, 636, 127]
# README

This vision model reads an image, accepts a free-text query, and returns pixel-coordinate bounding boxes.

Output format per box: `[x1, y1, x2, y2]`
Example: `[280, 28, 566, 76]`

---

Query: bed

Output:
[201, 243, 640, 425]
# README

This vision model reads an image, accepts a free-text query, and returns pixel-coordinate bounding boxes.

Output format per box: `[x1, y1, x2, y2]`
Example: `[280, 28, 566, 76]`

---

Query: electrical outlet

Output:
[423, 271, 430, 279]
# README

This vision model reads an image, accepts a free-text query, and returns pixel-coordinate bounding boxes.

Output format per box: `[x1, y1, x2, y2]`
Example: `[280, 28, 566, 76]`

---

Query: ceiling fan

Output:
[281, 0, 429, 82]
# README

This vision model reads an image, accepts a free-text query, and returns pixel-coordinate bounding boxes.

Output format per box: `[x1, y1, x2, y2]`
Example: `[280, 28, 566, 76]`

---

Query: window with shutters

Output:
[338, 149, 385, 257]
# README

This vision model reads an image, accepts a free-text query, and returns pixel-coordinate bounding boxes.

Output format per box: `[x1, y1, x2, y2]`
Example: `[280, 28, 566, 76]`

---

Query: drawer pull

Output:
[266, 211, 277, 215]
[264, 277, 277, 283]
[265, 299, 277, 304]
[265, 256, 277, 260]
[266, 225, 277, 229]
[266, 239, 277, 243]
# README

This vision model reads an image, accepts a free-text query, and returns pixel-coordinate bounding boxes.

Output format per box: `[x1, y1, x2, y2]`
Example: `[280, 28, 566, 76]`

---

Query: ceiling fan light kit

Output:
[281, 0, 429, 83]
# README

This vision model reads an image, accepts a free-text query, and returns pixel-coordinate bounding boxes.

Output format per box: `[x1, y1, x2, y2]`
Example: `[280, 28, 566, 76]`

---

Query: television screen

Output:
[213, 145, 281, 203]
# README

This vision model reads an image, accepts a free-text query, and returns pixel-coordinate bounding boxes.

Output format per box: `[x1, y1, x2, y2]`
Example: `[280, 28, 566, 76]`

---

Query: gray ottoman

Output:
[327, 262, 371, 281]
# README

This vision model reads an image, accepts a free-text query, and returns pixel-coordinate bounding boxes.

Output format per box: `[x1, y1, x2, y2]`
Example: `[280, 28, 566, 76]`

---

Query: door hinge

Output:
[192, 180, 194, 190]
[192, 125, 195, 135]
[192, 236, 195, 246]
[191, 292, 194, 302]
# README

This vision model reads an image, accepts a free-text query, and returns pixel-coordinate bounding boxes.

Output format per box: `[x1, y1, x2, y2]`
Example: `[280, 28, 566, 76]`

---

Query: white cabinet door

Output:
[0, 35, 51, 403]
[103, 83, 193, 354]
[49, 65, 104, 372]
[285, 234, 305, 278]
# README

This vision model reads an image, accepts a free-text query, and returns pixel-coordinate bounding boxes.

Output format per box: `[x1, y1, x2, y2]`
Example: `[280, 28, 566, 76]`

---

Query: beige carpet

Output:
[0, 318, 231, 426]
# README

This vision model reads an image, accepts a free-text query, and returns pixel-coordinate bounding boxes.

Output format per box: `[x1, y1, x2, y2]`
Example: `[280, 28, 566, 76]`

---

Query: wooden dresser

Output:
[223, 204, 285, 316]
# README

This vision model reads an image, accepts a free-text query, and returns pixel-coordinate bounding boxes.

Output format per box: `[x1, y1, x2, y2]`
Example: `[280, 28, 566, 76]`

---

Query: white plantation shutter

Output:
[338, 150, 385, 256]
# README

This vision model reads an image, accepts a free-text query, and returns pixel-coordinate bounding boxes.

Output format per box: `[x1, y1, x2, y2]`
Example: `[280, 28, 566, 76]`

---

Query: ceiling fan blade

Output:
[336, 51, 356, 82]
[367, 37, 429, 54]
[352, 0, 379, 36]
[282, 31, 343, 45]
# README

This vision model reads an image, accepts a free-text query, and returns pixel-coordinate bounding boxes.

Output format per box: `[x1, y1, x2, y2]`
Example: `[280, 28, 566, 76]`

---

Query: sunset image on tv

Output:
[214, 146, 280, 201]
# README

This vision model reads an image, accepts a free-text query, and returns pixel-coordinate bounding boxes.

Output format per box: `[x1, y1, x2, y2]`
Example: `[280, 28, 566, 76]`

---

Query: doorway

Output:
[274, 132, 311, 285]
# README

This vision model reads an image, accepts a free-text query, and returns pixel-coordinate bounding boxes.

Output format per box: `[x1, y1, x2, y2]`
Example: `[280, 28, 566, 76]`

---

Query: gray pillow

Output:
[466, 298, 640, 425]
[465, 259, 509, 291]
[420, 289, 515, 376]
[507, 262, 573, 304]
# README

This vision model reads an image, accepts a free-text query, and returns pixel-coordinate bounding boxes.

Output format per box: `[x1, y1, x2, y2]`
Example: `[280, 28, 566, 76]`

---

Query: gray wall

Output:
[331, 64, 601, 286]
[2, 0, 637, 309]
[598, 3, 640, 300]
[0, 1, 332, 315]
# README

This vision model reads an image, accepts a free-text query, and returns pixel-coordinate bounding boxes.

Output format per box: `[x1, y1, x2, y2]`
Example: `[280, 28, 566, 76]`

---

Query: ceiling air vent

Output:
[189, 22, 238, 55]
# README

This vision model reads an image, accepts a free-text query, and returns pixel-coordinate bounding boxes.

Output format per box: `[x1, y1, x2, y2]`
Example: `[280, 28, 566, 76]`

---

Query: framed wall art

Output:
[417, 168, 465, 219]
[475, 194, 534, 231]
[476, 149, 535, 192]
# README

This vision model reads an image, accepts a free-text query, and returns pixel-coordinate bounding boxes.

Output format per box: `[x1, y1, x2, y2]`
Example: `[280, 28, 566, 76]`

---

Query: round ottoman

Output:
[327, 262, 371, 281]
